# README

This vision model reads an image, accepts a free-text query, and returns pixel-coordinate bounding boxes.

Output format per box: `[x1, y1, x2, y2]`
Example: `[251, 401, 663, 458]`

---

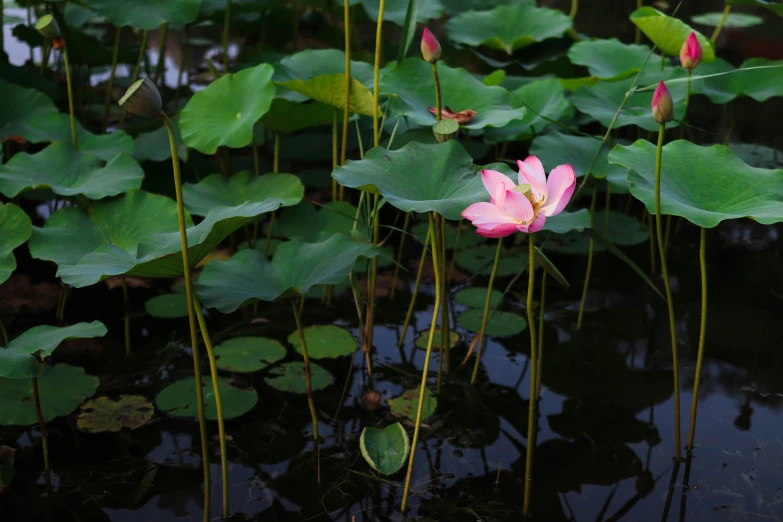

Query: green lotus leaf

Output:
[133, 114, 188, 162]
[735, 58, 783, 102]
[277, 74, 375, 116]
[568, 39, 658, 81]
[0, 322, 107, 380]
[0, 203, 32, 285]
[380, 58, 527, 130]
[542, 209, 592, 234]
[456, 244, 525, 276]
[0, 364, 99, 426]
[691, 11, 764, 28]
[445, 3, 571, 54]
[388, 388, 437, 421]
[360, 423, 410, 475]
[413, 330, 461, 350]
[76, 395, 155, 433]
[545, 210, 648, 255]
[454, 287, 503, 308]
[0, 142, 144, 199]
[0, 78, 59, 142]
[144, 293, 189, 318]
[196, 235, 378, 312]
[286, 324, 356, 360]
[411, 219, 486, 249]
[726, 0, 783, 17]
[260, 99, 336, 133]
[630, 7, 715, 62]
[439, 0, 522, 14]
[273, 49, 375, 103]
[485, 78, 571, 142]
[689, 58, 738, 104]
[355, 0, 443, 25]
[183, 171, 304, 217]
[156, 377, 258, 420]
[214, 337, 286, 373]
[180, 64, 276, 155]
[29, 190, 282, 287]
[457, 309, 527, 337]
[85, 0, 201, 29]
[609, 139, 783, 228]
[277, 201, 357, 242]
[264, 361, 333, 393]
[730, 142, 783, 170]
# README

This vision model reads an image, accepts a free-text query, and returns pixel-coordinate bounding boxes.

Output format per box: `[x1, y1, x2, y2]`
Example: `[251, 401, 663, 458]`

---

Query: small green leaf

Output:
[214, 337, 287, 373]
[156, 377, 258, 420]
[144, 293, 189, 319]
[691, 11, 764, 28]
[264, 361, 333, 394]
[287, 325, 357, 360]
[457, 309, 527, 337]
[86, 0, 201, 29]
[388, 388, 436, 421]
[360, 423, 411, 475]
[454, 287, 503, 308]
[414, 330, 461, 350]
[726, 0, 783, 18]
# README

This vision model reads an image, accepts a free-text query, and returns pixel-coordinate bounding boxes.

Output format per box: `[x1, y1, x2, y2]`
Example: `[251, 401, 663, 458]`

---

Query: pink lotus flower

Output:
[679, 32, 702, 71]
[652, 80, 674, 124]
[461, 157, 576, 237]
[421, 27, 441, 63]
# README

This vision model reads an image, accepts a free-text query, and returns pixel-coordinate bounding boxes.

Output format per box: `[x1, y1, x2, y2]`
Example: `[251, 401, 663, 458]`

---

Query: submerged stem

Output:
[687, 227, 707, 454]
[32, 376, 49, 471]
[398, 225, 431, 346]
[102, 28, 121, 132]
[390, 212, 411, 299]
[291, 298, 320, 479]
[522, 233, 538, 516]
[471, 237, 503, 384]
[63, 48, 78, 149]
[121, 275, 131, 356]
[576, 185, 598, 330]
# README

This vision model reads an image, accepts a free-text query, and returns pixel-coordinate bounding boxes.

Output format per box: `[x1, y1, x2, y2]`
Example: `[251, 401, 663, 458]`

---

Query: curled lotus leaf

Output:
[0, 203, 32, 285]
[76, 395, 155, 433]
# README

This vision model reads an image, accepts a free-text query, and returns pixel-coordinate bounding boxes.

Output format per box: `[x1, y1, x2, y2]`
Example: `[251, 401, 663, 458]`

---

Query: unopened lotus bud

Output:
[433, 119, 459, 143]
[421, 27, 441, 63]
[652, 81, 673, 124]
[118, 77, 163, 118]
[35, 14, 60, 39]
[679, 32, 702, 71]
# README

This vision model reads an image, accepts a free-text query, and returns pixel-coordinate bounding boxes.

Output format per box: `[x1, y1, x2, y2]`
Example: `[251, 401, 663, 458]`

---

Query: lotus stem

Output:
[291, 299, 319, 444]
[603, 186, 611, 237]
[223, 0, 231, 72]
[711, 4, 731, 43]
[264, 134, 280, 256]
[0, 319, 8, 346]
[401, 211, 442, 512]
[56, 285, 69, 323]
[646, 208, 656, 274]
[687, 227, 707, 454]
[121, 275, 131, 356]
[334, 274, 364, 422]
[447, 220, 462, 283]
[522, 233, 538, 516]
[273, 133, 280, 172]
[684, 70, 692, 112]
[390, 212, 411, 299]
[102, 28, 122, 132]
[431, 62, 441, 121]
[398, 224, 431, 346]
[153, 23, 168, 86]
[40, 41, 51, 75]
[161, 113, 211, 520]
[437, 215, 450, 390]
[193, 301, 229, 518]
[471, 237, 503, 384]
[365, 193, 380, 360]
[535, 271, 546, 402]
[569, 0, 578, 19]
[332, 110, 338, 202]
[31, 376, 50, 471]
[119, 30, 149, 128]
[63, 48, 78, 149]
[576, 185, 597, 330]
[372, 0, 385, 147]
[655, 122, 681, 461]
[340, 0, 351, 201]
[635, 0, 642, 44]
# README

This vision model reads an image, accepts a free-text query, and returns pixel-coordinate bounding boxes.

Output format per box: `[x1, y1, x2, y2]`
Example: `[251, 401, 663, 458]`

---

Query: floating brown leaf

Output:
[76, 395, 155, 433]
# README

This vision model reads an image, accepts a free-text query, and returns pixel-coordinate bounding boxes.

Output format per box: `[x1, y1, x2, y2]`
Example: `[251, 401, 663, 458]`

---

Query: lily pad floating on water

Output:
[29, 190, 283, 287]
[454, 287, 504, 309]
[86, 0, 201, 29]
[76, 395, 155, 433]
[0, 364, 99, 426]
[286, 325, 356, 360]
[264, 361, 333, 394]
[457, 309, 527, 337]
[726, 0, 783, 17]
[414, 330, 461, 350]
[214, 337, 286, 372]
[691, 11, 764, 28]
[0, 203, 32, 285]
[144, 293, 189, 319]
[183, 171, 304, 216]
[388, 388, 437, 421]
[609, 140, 783, 228]
[630, 7, 715, 62]
[445, 3, 572, 54]
[156, 377, 258, 420]
[359, 423, 410, 475]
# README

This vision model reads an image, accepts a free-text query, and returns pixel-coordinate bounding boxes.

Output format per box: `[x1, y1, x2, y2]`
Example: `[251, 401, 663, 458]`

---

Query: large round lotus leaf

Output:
[277, 74, 375, 116]
[353, 0, 442, 25]
[727, 0, 783, 17]
[413, 330, 461, 350]
[485, 78, 571, 142]
[568, 39, 657, 81]
[263, 361, 333, 393]
[0, 322, 107, 380]
[29, 190, 282, 287]
[0, 78, 59, 142]
[196, 235, 377, 312]
[541, 209, 592, 234]
[86, 0, 200, 29]
[630, 7, 715, 62]
[260, 99, 335, 134]
[332, 141, 490, 221]
[359, 423, 410, 475]
[411, 220, 486, 249]
[144, 293, 189, 319]
[529, 132, 631, 193]
[388, 388, 436, 421]
[0, 203, 32, 285]
[76, 395, 154, 433]
[22, 112, 135, 162]
[690, 58, 739, 104]
[0, 142, 143, 199]
[445, 4, 571, 54]
[380, 58, 526, 130]
[286, 325, 356, 360]
[214, 337, 286, 372]
[454, 287, 503, 309]
[439, 0, 520, 13]
[156, 377, 258, 420]
[0, 364, 99, 426]
[183, 172, 304, 217]
[735, 58, 783, 102]
[133, 114, 188, 162]
[277, 201, 357, 242]
[457, 309, 527, 337]
[456, 244, 525, 276]
[180, 64, 276, 155]
[274, 49, 375, 92]
[691, 11, 764, 28]
[609, 140, 783, 228]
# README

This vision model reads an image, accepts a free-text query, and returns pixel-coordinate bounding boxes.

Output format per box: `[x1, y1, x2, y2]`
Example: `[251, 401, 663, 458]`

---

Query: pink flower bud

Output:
[421, 27, 441, 63]
[679, 32, 702, 71]
[652, 81, 674, 124]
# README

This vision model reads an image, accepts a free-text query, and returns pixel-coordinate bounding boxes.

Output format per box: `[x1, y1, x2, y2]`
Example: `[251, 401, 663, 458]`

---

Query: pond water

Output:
[2, 1, 783, 522]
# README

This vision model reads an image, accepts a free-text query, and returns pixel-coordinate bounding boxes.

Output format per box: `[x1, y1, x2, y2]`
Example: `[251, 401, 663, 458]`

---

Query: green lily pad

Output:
[380, 58, 527, 130]
[76, 395, 155, 433]
[388, 388, 437, 421]
[0, 364, 99, 426]
[260, 99, 336, 134]
[485, 78, 571, 142]
[568, 39, 657, 81]
[263, 361, 333, 393]
[630, 7, 715, 62]
[144, 293, 189, 319]
[454, 287, 503, 308]
[277, 201, 358, 242]
[455, 244, 526, 276]
[86, 0, 201, 29]
[183, 171, 304, 217]
[0, 78, 59, 143]
[360, 423, 410, 475]
[273, 49, 375, 100]
[356, 0, 443, 25]
[0, 203, 32, 285]
[286, 325, 356, 360]
[214, 337, 287, 372]
[196, 235, 377, 312]
[0, 142, 144, 199]
[180, 64, 276, 155]
[29, 190, 282, 287]
[545, 210, 648, 255]
[133, 114, 189, 162]
[457, 308, 527, 337]
[727, 0, 783, 17]
[691, 11, 764, 28]
[413, 330, 461, 350]
[439, 0, 521, 14]
[0, 322, 108, 380]
[609, 139, 783, 228]
[155, 377, 258, 420]
[277, 74, 375, 116]
[542, 209, 592, 234]
[445, 3, 571, 54]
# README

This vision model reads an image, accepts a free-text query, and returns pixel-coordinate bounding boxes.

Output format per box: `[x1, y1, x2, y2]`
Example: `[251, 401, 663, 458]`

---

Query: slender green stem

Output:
[264, 134, 280, 255]
[121, 275, 131, 356]
[438, 215, 450, 388]
[655, 122, 681, 461]
[223, 0, 231, 72]
[56, 285, 69, 323]
[119, 30, 149, 128]
[273, 133, 280, 173]
[153, 23, 168, 85]
[390, 212, 411, 299]
[569, 0, 578, 19]
[603, 186, 611, 237]
[710, 4, 731, 43]
[193, 301, 229, 518]
[535, 272, 546, 402]
[162, 114, 211, 520]
[102, 28, 122, 132]
[684, 70, 692, 112]
[401, 211, 441, 512]
[431, 62, 441, 121]
[372, 0, 385, 147]
[522, 233, 538, 516]
[63, 48, 78, 149]
[635, 0, 642, 43]
[576, 185, 598, 330]
[291, 299, 319, 443]
[340, 0, 351, 184]
[687, 227, 707, 454]
[332, 110, 338, 202]
[447, 220, 462, 283]
[471, 237, 503, 384]
[31, 376, 49, 471]
[398, 225, 431, 346]
[39, 40, 50, 75]
[366, 193, 380, 362]
[0, 319, 8, 346]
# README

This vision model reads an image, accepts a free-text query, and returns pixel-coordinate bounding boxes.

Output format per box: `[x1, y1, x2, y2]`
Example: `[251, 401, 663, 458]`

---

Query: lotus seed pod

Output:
[421, 27, 442, 64]
[118, 77, 163, 118]
[433, 119, 459, 143]
[35, 14, 60, 39]
[652, 81, 674, 124]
